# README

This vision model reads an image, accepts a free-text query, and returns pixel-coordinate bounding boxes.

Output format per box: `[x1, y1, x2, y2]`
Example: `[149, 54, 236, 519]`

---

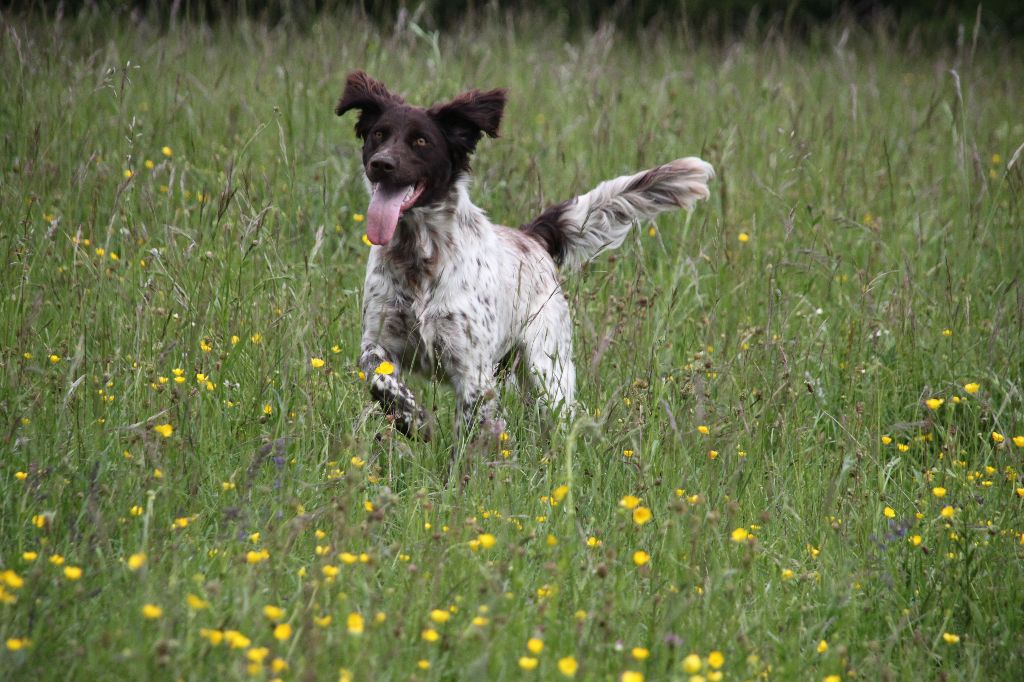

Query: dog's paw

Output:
[369, 374, 434, 441]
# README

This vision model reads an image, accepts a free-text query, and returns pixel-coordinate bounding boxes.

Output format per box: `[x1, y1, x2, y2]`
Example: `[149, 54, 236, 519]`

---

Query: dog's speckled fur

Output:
[337, 71, 714, 441]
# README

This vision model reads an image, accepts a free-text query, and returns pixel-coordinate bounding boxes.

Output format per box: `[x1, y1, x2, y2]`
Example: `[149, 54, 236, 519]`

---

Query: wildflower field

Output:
[2, 8, 1023, 681]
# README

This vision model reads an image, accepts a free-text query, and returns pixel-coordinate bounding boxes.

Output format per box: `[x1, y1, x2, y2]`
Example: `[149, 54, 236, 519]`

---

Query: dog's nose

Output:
[368, 155, 396, 176]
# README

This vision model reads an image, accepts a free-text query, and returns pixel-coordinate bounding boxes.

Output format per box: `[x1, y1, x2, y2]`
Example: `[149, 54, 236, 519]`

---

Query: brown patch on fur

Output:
[335, 71, 406, 138]
[520, 200, 572, 265]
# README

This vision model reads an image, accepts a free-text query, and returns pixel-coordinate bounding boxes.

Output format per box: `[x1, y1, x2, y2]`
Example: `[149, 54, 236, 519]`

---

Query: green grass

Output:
[2, 9, 1023, 681]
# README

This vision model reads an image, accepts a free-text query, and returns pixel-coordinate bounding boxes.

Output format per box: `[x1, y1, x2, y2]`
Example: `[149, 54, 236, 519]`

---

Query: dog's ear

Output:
[428, 88, 507, 157]
[335, 71, 405, 139]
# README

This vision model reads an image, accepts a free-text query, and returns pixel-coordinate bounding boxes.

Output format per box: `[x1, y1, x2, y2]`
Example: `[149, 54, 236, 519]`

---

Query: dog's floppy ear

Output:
[428, 88, 507, 157]
[335, 71, 405, 139]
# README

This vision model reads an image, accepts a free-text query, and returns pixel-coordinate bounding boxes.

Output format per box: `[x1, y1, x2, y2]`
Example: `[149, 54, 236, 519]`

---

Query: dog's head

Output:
[335, 71, 507, 245]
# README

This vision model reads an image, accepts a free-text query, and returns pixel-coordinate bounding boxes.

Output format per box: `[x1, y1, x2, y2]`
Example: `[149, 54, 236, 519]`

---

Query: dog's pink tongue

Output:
[366, 186, 411, 245]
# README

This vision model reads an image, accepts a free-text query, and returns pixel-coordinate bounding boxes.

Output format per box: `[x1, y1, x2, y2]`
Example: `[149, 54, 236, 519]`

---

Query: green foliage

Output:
[1, 9, 1023, 681]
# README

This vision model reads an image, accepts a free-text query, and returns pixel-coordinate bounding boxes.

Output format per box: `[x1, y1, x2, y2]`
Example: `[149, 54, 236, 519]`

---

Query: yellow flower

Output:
[310, 357, 325, 368]
[621, 672, 644, 682]
[781, 568, 795, 580]
[942, 328, 953, 337]
[738, 232, 750, 243]
[527, 637, 544, 654]
[681, 653, 702, 674]
[817, 640, 828, 654]
[64, 566, 83, 581]
[909, 535, 922, 546]
[632, 550, 650, 566]
[347, 612, 364, 635]
[314, 614, 332, 627]
[884, 506, 896, 518]
[730, 527, 750, 542]
[925, 398, 944, 410]
[273, 623, 292, 641]
[430, 609, 451, 624]
[942, 632, 960, 644]
[940, 506, 954, 518]
[932, 487, 946, 498]
[552, 484, 569, 502]
[472, 615, 489, 626]
[263, 605, 285, 621]
[223, 630, 251, 649]
[6, 637, 31, 651]
[199, 339, 212, 352]
[824, 676, 842, 682]
[339, 552, 358, 565]
[477, 533, 496, 549]
[558, 656, 578, 677]
[186, 593, 209, 610]
[322, 565, 339, 578]
[1, 571, 24, 589]
[245, 549, 269, 564]
[141, 603, 163, 620]
[963, 382, 980, 394]
[881, 435, 892, 445]
[421, 628, 440, 643]
[250, 333, 262, 344]
[153, 423, 173, 438]
[897, 443, 910, 452]
[417, 660, 430, 670]
[518, 656, 539, 671]
[632, 507, 653, 525]
[49, 554, 64, 565]
[631, 647, 649, 660]
[48, 354, 60, 363]
[272, 657, 289, 673]
[374, 361, 395, 375]
[200, 628, 223, 645]
[697, 425, 710, 435]
[246, 646, 270, 663]
[127, 553, 146, 571]
[15, 471, 27, 481]
[992, 431, 1005, 444]
[22, 551, 37, 562]
[124, 169, 134, 179]
[619, 495, 641, 510]
[707, 651, 724, 669]
[353, 213, 365, 222]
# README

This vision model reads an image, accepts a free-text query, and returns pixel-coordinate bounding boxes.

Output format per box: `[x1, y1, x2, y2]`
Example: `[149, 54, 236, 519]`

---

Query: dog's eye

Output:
[413, 137, 428, 147]
[372, 130, 384, 141]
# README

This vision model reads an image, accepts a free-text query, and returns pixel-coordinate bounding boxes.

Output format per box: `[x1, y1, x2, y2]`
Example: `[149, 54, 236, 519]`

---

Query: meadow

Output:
[1, 7, 1023, 681]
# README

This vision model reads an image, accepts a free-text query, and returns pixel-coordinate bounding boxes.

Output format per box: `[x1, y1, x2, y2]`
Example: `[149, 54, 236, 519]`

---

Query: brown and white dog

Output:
[336, 71, 713, 442]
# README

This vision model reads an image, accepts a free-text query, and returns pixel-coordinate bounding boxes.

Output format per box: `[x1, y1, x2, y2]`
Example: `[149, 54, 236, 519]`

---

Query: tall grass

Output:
[1, 9, 1022, 681]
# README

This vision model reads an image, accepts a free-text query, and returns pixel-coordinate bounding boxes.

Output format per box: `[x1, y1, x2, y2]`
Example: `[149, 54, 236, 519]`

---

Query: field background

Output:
[2, 4, 1024, 681]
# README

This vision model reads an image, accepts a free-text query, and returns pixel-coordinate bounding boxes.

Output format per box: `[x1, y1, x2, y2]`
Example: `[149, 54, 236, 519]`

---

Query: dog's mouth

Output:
[365, 182, 426, 246]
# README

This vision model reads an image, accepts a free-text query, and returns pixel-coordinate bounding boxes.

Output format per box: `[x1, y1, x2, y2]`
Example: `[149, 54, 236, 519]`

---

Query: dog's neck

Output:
[379, 174, 490, 290]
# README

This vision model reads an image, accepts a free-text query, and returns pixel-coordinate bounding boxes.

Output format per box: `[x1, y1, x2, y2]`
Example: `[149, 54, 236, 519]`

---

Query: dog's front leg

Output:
[359, 345, 435, 441]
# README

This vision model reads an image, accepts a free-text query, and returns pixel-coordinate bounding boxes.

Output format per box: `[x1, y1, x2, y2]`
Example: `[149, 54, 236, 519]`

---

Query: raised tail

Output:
[521, 157, 714, 271]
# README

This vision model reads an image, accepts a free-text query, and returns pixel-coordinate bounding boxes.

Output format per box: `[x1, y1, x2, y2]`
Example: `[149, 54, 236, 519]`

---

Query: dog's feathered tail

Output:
[522, 157, 714, 271]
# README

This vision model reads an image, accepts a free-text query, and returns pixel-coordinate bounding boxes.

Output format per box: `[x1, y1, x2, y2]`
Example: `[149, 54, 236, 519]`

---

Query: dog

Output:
[336, 71, 713, 442]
